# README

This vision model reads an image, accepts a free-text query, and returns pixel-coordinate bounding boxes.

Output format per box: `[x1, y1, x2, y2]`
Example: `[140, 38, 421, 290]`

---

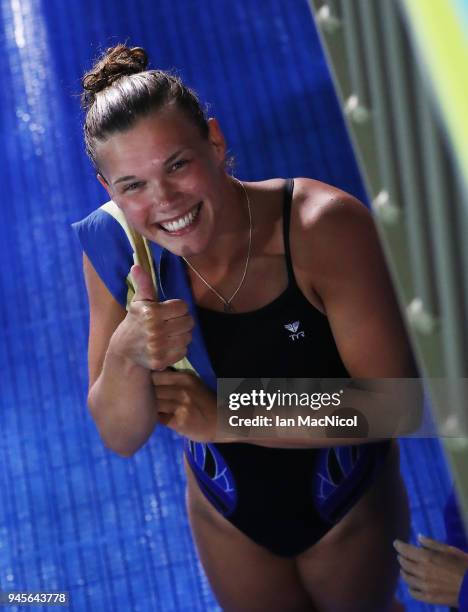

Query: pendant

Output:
[224, 302, 234, 313]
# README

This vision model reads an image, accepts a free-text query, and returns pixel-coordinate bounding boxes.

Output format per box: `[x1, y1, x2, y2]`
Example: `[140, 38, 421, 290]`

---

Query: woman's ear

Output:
[97, 173, 112, 197]
[207, 118, 227, 165]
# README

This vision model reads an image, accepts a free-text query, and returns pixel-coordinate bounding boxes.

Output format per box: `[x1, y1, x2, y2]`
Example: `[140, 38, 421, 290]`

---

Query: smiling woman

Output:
[73, 43, 417, 611]
[94, 108, 224, 258]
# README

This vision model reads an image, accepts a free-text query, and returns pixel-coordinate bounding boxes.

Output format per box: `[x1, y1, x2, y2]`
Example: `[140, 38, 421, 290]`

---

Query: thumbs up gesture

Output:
[131, 264, 158, 302]
[113, 264, 194, 371]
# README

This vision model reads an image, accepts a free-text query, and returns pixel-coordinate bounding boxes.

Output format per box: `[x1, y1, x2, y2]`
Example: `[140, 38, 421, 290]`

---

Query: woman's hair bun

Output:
[81, 44, 148, 107]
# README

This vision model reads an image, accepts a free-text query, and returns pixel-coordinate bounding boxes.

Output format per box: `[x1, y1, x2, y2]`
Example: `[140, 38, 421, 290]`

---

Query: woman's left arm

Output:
[300, 191, 417, 378]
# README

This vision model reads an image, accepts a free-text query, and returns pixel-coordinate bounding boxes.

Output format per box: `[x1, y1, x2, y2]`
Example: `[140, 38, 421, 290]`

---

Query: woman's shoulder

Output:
[287, 178, 376, 276]
[72, 202, 135, 309]
[246, 176, 372, 251]
[72, 202, 123, 247]
[248, 177, 368, 220]
[292, 177, 370, 229]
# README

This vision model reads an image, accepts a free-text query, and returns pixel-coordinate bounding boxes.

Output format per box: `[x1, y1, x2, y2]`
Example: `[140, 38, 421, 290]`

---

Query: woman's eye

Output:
[123, 181, 144, 193]
[170, 159, 190, 172]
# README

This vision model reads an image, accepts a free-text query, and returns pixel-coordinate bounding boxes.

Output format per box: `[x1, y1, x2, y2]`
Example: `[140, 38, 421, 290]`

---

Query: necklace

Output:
[183, 177, 252, 313]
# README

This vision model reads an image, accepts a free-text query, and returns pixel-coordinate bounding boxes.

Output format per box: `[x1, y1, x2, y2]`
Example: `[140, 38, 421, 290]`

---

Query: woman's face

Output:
[96, 107, 227, 257]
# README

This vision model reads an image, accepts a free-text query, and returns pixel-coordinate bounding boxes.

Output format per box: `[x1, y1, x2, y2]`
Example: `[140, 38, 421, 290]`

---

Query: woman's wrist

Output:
[105, 338, 140, 373]
[106, 322, 145, 373]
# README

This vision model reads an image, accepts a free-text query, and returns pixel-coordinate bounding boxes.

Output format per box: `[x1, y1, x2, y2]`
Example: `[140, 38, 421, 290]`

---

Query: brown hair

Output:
[81, 44, 209, 167]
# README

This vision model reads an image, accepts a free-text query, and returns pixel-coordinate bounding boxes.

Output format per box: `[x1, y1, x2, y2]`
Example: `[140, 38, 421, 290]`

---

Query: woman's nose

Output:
[151, 179, 179, 208]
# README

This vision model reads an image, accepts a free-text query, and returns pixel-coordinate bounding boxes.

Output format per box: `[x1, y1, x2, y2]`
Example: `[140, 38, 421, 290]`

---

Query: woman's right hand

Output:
[109, 264, 194, 370]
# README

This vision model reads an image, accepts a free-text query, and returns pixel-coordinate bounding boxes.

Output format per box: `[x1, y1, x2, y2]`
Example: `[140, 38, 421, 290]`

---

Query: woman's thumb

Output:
[131, 265, 156, 301]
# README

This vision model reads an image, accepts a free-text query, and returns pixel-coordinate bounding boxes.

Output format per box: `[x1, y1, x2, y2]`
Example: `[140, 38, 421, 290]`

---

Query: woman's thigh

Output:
[295, 442, 409, 612]
[185, 463, 317, 612]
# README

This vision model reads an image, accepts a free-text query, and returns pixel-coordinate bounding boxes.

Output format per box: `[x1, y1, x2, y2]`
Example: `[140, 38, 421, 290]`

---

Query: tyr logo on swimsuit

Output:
[284, 320, 305, 341]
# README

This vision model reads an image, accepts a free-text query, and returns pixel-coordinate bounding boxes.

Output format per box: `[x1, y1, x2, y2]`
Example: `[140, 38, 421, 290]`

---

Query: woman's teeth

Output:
[159, 203, 201, 233]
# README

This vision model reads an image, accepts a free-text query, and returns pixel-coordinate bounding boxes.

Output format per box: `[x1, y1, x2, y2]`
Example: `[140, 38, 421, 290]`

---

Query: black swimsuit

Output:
[184, 179, 390, 557]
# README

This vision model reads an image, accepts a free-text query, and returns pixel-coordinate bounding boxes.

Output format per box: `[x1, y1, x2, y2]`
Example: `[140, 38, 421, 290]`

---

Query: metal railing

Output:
[309, 0, 468, 521]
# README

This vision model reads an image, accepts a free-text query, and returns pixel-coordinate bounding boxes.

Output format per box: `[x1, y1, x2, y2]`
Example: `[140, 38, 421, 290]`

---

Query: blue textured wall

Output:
[0, 0, 451, 610]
